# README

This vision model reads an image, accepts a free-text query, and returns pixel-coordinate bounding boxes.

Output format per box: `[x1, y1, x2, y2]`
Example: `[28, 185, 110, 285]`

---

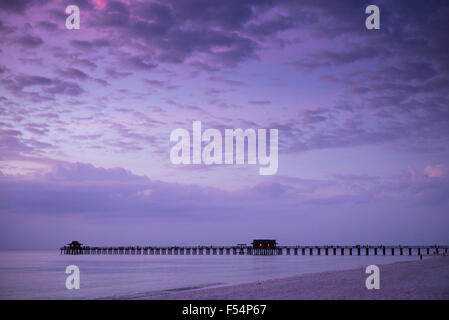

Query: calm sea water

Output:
[0, 250, 419, 299]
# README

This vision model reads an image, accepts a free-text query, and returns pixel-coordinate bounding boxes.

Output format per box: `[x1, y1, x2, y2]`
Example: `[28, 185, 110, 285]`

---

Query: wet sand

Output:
[149, 256, 449, 300]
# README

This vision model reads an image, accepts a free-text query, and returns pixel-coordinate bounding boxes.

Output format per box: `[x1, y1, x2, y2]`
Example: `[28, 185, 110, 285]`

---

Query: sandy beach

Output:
[149, 256, 449, 300]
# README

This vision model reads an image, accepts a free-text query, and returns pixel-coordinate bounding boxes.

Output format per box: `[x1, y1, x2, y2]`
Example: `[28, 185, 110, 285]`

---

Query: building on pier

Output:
[67, 241, 83, 254]
[69, 241, 82, 248]
[252, 239, 277, 249]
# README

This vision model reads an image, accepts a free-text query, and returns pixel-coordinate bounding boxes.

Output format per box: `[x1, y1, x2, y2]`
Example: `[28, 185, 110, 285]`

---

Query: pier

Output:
[60, 244, 449, 256]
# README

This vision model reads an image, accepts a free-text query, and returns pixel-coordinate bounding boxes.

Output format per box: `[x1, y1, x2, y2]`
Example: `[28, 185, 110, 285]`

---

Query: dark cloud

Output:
[248, 100, 271, 105]
[247, 13, 303, 39]
[60, 67, 89, 80]
[0, 124, 57, 160]
[36, 21, 58, 32]
[143, 79, 166, 87]
[208, 76, 246, 86]
[105, 67, 131, 79]
[23, 121, 51, 136]
[69, 39, 111, 50]
[14, 34, 44, 47]
[0, 0, 49, 13]
[291, 46, 392, 70]
[12, 75, 52, 87]
[272, 1, 449, 154]
[119, 55, 157, 71]
[80, 0, 273, 67]
[60, 0, 94, 10]
[1, 74, 85, 100]
[72, 58, 97, 70]
[56, 67, 109, 86]
[0, 19, 16, 34]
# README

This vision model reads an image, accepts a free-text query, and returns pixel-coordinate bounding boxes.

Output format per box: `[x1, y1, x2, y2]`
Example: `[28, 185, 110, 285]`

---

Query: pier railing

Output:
[60, 245, 449, 256]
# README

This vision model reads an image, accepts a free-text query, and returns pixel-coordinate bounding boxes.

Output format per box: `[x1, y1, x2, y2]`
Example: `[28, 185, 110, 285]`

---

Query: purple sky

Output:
[1, 0, 449, 249]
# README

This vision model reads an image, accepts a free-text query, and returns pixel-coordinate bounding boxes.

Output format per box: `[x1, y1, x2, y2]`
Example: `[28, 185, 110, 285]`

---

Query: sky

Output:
[0, 0, 448, 249]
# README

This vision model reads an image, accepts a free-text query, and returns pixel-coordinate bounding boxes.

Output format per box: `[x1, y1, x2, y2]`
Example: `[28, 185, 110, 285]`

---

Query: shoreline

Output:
[148, 256, 449, 300]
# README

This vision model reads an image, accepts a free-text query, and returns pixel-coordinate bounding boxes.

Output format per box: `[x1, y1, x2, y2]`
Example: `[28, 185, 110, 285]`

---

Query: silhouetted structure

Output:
[67, 241, 83, 255]
[252, 239, 276, 249]
[60, 241, 448, 257]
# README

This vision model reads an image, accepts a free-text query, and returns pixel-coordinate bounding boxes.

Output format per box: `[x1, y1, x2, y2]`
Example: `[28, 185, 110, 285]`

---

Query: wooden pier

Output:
[60, 244, 449, 256]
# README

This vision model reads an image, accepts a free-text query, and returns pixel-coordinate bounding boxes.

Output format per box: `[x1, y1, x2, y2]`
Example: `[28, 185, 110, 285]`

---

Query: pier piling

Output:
[60, 244, 448, 257]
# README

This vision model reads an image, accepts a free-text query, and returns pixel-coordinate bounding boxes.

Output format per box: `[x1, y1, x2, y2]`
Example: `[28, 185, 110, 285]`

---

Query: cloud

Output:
[105, 67, 131, 79]
[0, 0, 49, 13]
[57, 67, 109, 86]
[0, 73, 85, 101]
[424, 164, 449, 179]
[247, 13, 301, 39]
[2, 161, 448, 220]
[143, 79, 169, 88]
[79, 0, 267, 67]
[248, 100, 271, 105]
[69, 39, 111, 50]
[0, 162, 244, 218]
[208, 76, 246, 86]
[8, 75, 52, 88]
[43, 79, 84, 96]
[1, 160, 449, 248]
[290, 46, 392, 70]
[36, 21, 58, 32]
[119, 55, 157, 71]
[0, 128, 34, 160]
[1, 0, 449, 250]
[13, 34, 44, 47]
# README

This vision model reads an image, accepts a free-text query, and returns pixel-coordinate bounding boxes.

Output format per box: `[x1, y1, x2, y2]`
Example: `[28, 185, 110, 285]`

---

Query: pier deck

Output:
[60, 245, 449, 256]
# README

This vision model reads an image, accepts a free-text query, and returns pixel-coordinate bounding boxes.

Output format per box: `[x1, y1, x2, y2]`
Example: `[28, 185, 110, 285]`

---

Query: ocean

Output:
[0, 250, 419, 299]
